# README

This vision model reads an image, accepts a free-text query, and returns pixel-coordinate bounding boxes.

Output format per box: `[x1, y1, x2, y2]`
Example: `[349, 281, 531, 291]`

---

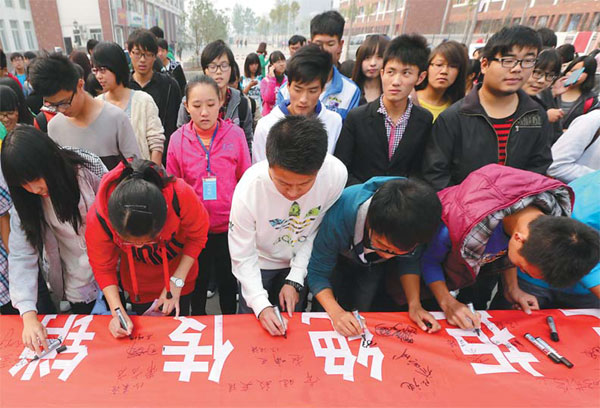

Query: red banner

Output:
[1, 310, 599, 407]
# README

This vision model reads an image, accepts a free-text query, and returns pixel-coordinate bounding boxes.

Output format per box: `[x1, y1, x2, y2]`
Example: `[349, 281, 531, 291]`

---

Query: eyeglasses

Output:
[130, 50, 156, 60]
[0, 110, 18, 120]
[43, 90, 76, 113]
[489, 57, 537, 69]
[91, 66, 110, 75]
[206, 62, 231, 73]
[364, 230, 418, 257]
[531, 69, 558, 82]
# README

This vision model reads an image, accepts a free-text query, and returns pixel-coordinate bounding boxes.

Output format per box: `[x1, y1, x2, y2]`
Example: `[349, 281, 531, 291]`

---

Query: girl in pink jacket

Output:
[260, 51, 287, 115]
[167, 75, 251, 315]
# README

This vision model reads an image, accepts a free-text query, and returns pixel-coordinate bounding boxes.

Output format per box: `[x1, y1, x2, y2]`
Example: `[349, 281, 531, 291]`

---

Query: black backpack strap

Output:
[96, 210, 113, 240]
[172, 185, 180, 218]
[238, 94, 248, 125]
[585, 126, 600, 151]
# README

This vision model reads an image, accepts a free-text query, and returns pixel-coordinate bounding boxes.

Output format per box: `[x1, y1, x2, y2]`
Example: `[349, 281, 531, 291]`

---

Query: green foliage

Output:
[188, 0, 229, 55]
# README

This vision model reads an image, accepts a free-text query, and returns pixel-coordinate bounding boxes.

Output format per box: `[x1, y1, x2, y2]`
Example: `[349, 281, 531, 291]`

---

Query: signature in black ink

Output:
[583, 346, 600, 360]
[375, 323, 416, 343]
[361, 334, 376, 348]
[126, 342, 158, 358]
[0, 329, 22, 349]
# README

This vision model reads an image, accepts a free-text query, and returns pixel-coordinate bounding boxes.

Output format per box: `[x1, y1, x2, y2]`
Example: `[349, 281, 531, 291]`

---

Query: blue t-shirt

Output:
[421, 222, 509, 284]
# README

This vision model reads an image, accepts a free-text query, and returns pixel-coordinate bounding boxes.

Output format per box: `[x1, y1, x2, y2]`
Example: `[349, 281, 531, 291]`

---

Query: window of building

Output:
[527, 16, 536, 26]
[555, 14, 567, 31]
[0, 20, 10, 52]
[19, 0, 26, 8]
[90, 28, 103, 41]
[23, 21, 35, 49]
[567, 14, 582, 31]
[537, 16, 548, 27]
[512, 17, 521, 25]
[590, 12, 600, 30]
[9, 20, 22, 50]
[4, 0, 13, 7]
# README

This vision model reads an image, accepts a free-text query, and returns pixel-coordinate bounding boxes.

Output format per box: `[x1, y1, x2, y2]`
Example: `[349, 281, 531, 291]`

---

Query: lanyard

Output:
[195, 123, 219, 175]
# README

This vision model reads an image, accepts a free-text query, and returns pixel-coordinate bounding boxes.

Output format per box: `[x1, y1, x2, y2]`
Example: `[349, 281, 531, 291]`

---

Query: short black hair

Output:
[243, 53, 261, 78]
[383, 34, 430, 72]
[556, 43, 576, 64]
[536, 27, 557, 49]
[367, 179, 442, 251]
[481, 25, 541, 60]
[0, 78, 34, 125]
[86, 39, 99, 54]
[564, 55, 597, 94]
[85, 72, 103, 97]
[269, 50, 286, 65]
[23, 51, 37, 60]
[289, 35, 306, 46]
[520, 216, 600, 288]
[200, 40, 235, 72]
[266, 116, 328, 175]
[92, 41, 131, 87]
[310, 10, 345, 41]
[149, 26, 164, 39]
[10, 52, 24, 61]
[286, 44, 332, 88]
[535, 49, 561, 76]
[127, 29, 158, 55]
[29, 52, 80, 97]
[157, 38, 169, 50]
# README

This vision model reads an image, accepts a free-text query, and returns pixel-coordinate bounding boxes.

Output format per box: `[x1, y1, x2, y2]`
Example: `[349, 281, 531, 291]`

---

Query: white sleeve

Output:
[251, 119, 268, 164]
[548, 113, 600, 183]
[228, 189, 270, 318]
[286, 158, 348, 285]
[8, 207, 40, 315]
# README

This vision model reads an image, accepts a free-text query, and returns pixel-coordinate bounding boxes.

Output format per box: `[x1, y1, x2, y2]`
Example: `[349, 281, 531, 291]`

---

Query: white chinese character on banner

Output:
[302, 313, 384, 382]
[431, 311, 542, 376]
[9, 314, 95, 381]
[162, 315, 233, 383]
[560, 309, 600, 336]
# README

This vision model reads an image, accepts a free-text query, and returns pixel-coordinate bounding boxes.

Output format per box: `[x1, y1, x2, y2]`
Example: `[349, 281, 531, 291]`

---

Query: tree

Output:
[176, 10, 191, 60]
[243, 7, 257, 36]
[256, 16, 271, 38]
[288, 1, 300, 33]
[232, 4, 245, 37]
[188, 0, 229, 56]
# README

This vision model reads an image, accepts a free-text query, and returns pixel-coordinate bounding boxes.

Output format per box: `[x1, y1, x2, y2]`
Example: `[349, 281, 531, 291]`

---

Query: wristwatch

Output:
[284, 279, 304, 293]
[170, 276, 184, 288]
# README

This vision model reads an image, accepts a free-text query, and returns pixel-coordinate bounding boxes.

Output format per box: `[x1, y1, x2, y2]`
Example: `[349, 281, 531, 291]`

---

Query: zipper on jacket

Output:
[505, 109, 538, 164]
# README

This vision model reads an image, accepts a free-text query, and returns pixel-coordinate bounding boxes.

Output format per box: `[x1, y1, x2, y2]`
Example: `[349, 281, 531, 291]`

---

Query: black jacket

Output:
[129, 72, 182, 152]
[334, 99, 433, 186]
[422, 87, 553, 191]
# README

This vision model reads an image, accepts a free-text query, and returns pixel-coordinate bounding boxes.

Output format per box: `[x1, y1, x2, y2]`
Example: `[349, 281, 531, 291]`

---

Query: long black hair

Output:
[108, 159, 174, 238]
[563, 55, 597, 94]
[1, 125, 87, 252]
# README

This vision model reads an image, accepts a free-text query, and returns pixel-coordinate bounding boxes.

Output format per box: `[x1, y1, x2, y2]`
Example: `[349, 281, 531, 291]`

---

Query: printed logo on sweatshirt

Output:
[325, 96, 342, 111]
[269, 202, 321, 247]
[130, 235, 185, 265]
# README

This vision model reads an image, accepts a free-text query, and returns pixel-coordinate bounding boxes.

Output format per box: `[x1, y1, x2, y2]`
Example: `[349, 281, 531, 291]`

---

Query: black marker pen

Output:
[536, 337, 573, 368]
[547, 316, 559, 342]
[524, 333, 561, 363]
[115, 307, 133, 339]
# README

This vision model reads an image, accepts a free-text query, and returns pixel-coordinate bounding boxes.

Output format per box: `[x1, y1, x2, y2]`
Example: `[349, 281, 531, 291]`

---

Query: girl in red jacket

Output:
[86, 159, 209, 338]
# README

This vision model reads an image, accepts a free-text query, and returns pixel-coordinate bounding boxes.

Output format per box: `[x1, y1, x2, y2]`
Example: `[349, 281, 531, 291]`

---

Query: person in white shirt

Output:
[229, 115, 348, 336]
[253, 45, 342, 163]
[547, 109, 600, 183]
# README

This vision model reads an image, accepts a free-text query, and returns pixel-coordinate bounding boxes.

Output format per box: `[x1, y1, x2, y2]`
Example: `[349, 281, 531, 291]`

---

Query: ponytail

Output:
[107, 159, 174, 238]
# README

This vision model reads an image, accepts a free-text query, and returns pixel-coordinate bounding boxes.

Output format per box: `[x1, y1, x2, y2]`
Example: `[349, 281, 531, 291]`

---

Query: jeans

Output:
[490, 276, 600, 309]
[191, 233, 238, 315]
[238, 268, 308, 315]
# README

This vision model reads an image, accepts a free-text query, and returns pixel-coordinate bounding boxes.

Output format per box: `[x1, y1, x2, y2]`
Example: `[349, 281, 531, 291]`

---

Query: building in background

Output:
[0, 0, 39, 53]
[1, 0, 183, 54]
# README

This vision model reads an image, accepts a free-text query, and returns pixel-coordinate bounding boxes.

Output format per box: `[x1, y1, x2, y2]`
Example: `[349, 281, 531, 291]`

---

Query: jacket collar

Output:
[277, 99, 323, 116]
[322, 66, 343, 99]
[460, 84, 541, 116]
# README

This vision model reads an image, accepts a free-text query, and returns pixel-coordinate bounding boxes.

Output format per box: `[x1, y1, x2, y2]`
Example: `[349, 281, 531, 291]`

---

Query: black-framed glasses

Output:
[531, 69, 559, 82]
[130, 49, 156, 60]
[43, 90, 76, 113]
[206, 62, 231, 73]
[0, 110, 18, 120]
[489, 57, 537, 69]
[363, 230, 418, 257]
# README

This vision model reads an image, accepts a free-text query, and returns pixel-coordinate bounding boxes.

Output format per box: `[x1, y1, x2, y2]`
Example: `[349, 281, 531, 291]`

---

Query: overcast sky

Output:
[202, 0, 276, 17]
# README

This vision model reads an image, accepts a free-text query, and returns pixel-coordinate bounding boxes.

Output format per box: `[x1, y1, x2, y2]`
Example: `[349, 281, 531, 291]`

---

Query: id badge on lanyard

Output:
[197, 124, 219, 201]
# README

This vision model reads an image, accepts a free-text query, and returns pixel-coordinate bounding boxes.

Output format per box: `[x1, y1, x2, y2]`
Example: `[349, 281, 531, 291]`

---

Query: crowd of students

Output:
[0, 10, 599, 353]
